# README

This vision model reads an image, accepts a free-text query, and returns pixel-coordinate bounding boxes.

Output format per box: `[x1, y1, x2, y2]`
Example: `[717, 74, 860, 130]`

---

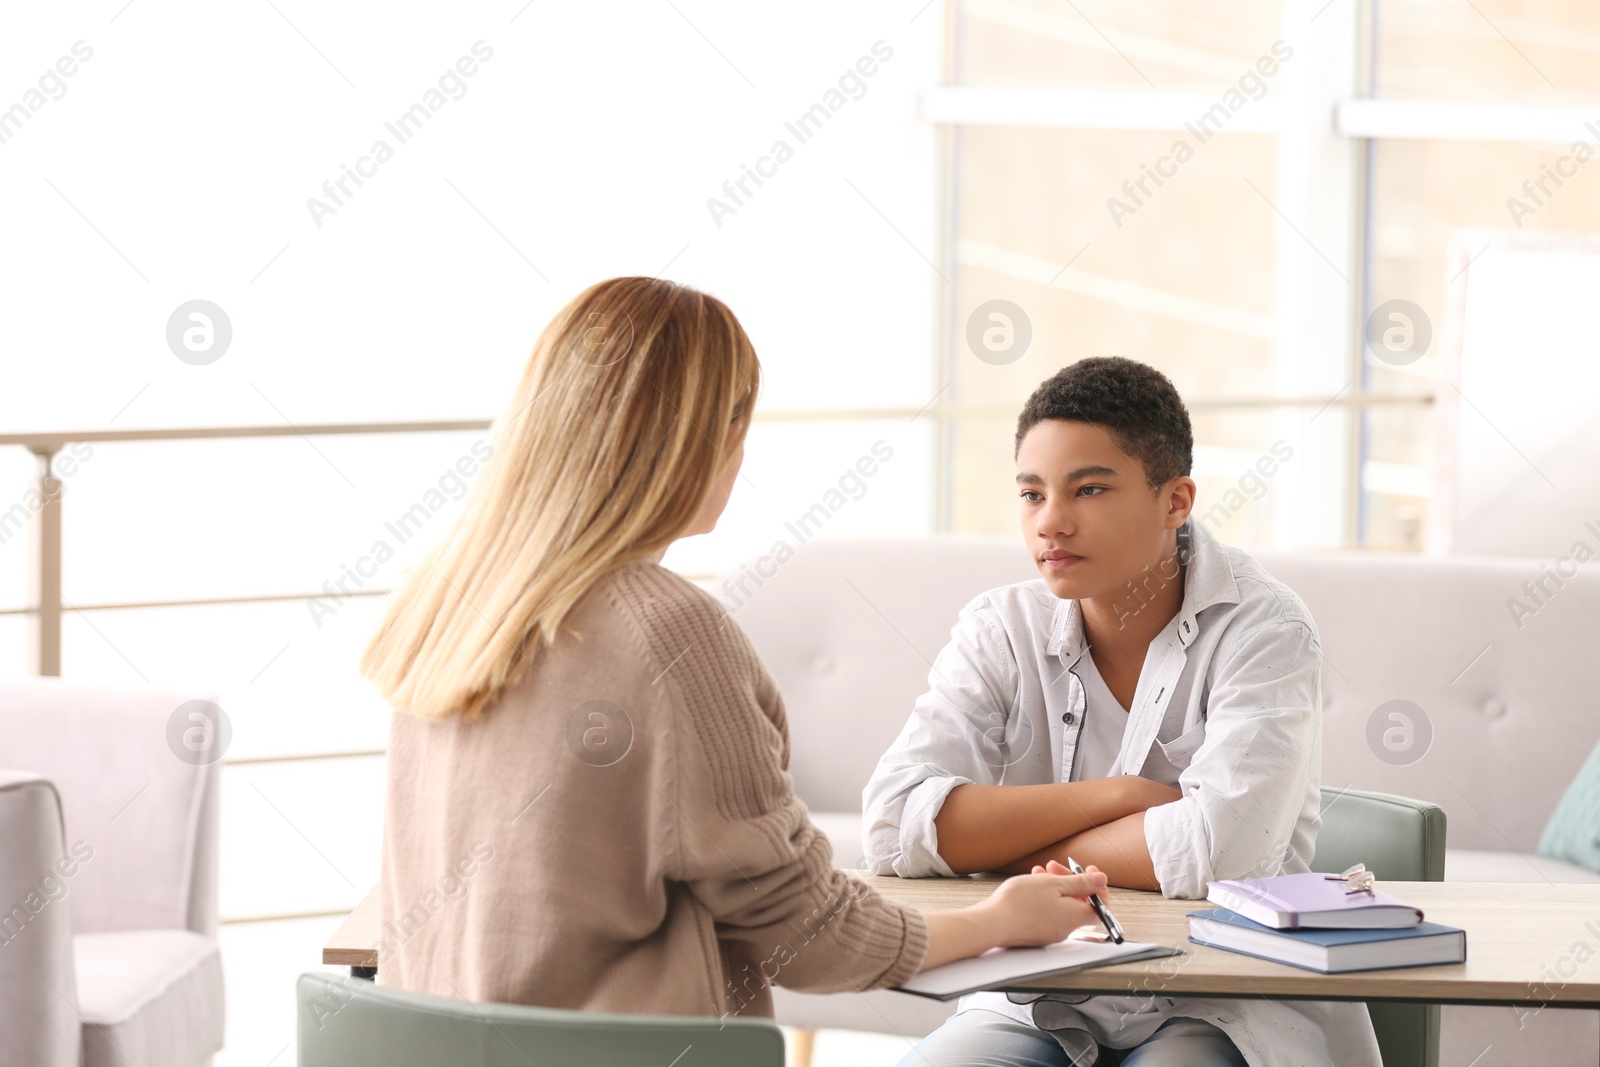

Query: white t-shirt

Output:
[1069, 650, 1132, 785]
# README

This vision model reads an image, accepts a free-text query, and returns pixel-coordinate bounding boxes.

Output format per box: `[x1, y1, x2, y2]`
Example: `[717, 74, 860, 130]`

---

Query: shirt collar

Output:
[1046, 517, 1241, 661]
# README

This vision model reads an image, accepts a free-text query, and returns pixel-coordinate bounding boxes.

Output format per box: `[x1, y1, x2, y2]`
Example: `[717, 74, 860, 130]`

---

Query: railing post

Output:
[31, 447, 62, 676]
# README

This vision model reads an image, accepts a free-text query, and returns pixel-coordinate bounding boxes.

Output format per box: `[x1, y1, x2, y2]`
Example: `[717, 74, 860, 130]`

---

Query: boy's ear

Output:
[1164, 476, 1198, 526]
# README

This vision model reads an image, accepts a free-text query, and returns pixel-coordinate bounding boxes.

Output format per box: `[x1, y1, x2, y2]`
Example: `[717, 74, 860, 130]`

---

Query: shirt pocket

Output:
[1140, 719, 1207, 787]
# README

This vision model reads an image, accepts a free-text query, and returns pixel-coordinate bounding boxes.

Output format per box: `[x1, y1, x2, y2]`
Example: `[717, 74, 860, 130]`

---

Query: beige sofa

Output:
[720, 537, 1599, 1066]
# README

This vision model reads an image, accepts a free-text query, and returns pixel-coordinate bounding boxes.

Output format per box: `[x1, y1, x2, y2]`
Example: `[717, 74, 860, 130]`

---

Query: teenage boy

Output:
[863, 358, 1380, 1067]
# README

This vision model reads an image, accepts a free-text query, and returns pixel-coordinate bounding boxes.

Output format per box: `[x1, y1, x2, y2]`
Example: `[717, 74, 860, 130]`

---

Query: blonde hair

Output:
[360, 277, 760, 721]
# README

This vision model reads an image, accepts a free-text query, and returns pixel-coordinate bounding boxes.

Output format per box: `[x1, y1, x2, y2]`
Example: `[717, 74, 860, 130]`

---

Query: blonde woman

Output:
[361, 276, 1106, 1021]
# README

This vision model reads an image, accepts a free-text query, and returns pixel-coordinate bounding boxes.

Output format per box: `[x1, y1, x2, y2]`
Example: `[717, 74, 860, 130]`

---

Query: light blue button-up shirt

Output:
[861, 519, 1381, 1067]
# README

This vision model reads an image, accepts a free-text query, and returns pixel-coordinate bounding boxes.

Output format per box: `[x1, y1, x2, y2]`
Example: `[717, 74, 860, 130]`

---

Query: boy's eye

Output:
[1079, 485, 1106, 496]
[1019, 490, 1043, 503]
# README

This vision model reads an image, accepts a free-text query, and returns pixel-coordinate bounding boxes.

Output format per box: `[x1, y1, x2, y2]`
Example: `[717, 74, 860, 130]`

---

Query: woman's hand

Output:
[918, 862, 1108, 970]
[979, 860, 1106, 948]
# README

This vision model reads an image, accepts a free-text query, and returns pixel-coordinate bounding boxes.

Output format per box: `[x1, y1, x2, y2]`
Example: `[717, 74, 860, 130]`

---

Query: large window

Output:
[930, 0, 1600, 555]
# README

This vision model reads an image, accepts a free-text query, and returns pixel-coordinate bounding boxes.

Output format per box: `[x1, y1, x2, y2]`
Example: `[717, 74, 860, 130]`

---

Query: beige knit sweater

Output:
[377, 559, 930, 1018]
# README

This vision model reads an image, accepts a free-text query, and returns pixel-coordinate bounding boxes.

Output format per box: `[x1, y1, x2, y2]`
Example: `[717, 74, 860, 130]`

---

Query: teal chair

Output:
[1311, 787, 1447, 1067]
[297, 973, 785, 1067]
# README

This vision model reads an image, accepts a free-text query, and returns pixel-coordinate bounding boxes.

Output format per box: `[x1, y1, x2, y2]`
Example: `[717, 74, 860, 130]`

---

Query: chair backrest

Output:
[1312, 786, 1446, 1067]
[297, 974, 785, 1067]
[1313, 786, 1447, 881]
[0, 772, 83, 1067]
[0, 677, 220, 936]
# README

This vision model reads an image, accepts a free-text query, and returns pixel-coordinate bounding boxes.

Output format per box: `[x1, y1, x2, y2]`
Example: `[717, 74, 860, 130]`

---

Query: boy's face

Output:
[1015, 418, 1191, 601]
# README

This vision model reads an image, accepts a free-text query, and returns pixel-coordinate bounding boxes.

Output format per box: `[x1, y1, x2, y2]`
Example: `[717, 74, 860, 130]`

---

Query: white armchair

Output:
[0, 677, 225, 1067]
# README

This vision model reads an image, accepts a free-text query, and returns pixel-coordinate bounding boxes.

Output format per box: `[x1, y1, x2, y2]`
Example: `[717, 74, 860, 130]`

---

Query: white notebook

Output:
[894, 933, 1182, 1001]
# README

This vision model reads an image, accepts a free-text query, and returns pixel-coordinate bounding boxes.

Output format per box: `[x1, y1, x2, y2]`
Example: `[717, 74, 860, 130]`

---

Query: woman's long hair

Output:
[360, 277, 760, 721]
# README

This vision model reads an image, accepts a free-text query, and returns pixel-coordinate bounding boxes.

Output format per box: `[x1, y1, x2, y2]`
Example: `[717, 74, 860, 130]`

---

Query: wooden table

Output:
[324, 872, 1600, 1008]
[325, 885, 381, 974]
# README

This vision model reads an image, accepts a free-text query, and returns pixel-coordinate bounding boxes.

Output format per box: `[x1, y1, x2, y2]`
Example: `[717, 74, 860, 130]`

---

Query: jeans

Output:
[895, 1008, 1249, 1067]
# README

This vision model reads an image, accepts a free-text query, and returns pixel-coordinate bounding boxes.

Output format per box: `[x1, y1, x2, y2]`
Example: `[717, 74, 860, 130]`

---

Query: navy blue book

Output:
[1187, 908, 1466, 973]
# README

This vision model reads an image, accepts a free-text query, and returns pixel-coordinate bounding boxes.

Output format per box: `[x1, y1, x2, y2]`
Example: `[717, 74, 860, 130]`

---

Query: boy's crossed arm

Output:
[933, 776, 1181, 882]
[999, 809, 1166, 889]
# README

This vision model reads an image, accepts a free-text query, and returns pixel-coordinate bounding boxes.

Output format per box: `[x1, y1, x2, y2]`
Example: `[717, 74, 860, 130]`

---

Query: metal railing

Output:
[1, 419, 488, 674]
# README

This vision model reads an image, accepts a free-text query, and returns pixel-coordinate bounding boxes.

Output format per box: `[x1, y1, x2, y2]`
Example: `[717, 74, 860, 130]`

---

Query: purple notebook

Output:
[1206, 872, 1424, 929]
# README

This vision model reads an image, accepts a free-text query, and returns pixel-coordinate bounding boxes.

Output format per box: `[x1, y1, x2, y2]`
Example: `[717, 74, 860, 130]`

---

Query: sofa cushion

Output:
[75, 930, 224, 1067]
[1444, 848, 1600, 883]
[1537, 737, 1600, 874]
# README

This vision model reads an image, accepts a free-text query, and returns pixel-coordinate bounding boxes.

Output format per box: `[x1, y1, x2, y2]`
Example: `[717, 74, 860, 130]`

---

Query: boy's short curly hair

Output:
[1014, 357, 1193, 490]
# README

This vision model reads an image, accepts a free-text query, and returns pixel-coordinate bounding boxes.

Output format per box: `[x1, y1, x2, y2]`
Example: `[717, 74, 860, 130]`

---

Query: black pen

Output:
[1066, 855, 1125, 944]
